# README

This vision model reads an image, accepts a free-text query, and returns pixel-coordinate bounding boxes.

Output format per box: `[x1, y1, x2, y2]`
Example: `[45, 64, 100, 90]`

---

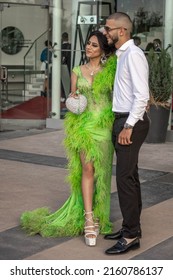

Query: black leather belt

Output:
[114, 112, 129, 119]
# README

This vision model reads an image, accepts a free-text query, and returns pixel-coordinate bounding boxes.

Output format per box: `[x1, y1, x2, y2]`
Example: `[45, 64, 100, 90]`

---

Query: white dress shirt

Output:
[113, 39, 149, 126]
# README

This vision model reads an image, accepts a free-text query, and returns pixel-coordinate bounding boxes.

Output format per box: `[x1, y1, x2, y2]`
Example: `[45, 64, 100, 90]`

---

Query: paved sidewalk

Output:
[0, 126, 173, 260]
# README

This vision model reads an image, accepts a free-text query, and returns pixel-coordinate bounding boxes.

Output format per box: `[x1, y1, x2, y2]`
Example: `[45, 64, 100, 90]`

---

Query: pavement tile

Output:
[0, 127, 173, 260]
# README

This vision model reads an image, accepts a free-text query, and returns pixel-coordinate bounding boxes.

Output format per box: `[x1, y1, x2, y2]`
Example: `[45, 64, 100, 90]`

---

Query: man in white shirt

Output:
[103, 12, 150, 254]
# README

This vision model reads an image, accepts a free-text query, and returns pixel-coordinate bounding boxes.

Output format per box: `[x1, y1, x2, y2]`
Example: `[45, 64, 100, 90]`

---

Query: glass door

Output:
[0, 1, 50, 130]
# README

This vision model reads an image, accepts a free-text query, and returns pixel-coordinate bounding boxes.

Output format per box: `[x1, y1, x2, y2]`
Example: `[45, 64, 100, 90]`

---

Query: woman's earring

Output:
[101, 53, 107, 64]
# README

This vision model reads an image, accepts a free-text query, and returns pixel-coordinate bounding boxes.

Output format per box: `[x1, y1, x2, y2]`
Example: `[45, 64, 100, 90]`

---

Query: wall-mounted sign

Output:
[78, 15, 97, 25]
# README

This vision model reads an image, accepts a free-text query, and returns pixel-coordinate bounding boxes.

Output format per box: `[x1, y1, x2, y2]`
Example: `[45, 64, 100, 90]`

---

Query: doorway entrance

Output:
[0, 1, 51, 130]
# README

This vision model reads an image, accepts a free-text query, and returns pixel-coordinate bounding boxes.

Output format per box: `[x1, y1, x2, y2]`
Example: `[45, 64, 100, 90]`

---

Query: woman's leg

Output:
[80, 152, 94, 213]
[80, 152, 96, 244]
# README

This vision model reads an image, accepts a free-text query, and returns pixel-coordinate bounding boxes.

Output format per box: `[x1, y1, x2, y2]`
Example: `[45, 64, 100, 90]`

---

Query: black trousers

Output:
[112, 113, 150, 238]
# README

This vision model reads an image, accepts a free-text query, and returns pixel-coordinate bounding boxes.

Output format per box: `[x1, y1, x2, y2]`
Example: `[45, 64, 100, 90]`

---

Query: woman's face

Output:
[85, 35, 102, 59]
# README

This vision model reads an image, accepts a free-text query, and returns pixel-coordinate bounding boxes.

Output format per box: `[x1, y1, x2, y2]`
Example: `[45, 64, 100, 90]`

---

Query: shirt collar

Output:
[116, 39, 134, 58]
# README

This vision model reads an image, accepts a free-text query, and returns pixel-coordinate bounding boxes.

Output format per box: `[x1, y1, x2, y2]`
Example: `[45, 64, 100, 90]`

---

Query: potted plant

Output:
[146, 48, 173, 143]
[133, 8, 163, 34]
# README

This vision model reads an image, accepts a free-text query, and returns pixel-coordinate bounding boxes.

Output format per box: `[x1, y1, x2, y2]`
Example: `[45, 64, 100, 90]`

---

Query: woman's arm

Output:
[70, 71, 78, 94]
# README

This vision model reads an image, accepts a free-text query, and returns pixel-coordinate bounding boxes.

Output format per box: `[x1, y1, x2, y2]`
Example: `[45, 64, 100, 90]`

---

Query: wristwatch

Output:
[124, 123, 133, 129]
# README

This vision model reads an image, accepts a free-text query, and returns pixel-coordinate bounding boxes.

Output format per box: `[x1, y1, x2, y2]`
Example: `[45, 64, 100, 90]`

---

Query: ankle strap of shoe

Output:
[84, 211, 93, 215]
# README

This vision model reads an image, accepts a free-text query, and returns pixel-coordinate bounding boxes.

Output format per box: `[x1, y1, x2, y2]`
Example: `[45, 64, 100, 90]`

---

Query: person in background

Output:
[133, 36, 144, 51]
[103, 12, 150, 254]
[61, 32, 71, 73]
[40, 40, 52, 72]
[40, 40, 52, 97]
[20, 31, 117, 247]
[145, 42, 154, 54]
[153, 38, 162, 52]
[61, 32, 71, 102]
[133, 35, 141, 47]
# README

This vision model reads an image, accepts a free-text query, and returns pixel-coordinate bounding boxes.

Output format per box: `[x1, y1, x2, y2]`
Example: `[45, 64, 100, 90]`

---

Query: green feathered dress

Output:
[20, 55, 117, 237]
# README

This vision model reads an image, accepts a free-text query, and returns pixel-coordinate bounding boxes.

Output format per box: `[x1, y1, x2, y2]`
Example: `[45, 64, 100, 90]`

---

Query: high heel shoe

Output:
[84, 211, 97, 246]
[94, 218, 100, 236]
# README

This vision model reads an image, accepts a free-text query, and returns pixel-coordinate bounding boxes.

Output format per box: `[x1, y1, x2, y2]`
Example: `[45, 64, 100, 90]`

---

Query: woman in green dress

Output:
[20, 31, 117, 246]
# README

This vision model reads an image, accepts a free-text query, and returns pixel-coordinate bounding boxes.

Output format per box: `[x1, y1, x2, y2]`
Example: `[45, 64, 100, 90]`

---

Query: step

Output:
[152, 31, 163, 40]
[22, 90, 41, 97]
[150, 26, 163, 32]
[26, 83, 43, 90]
[31, 77, 44, 83]
[141, 37, 147, 43]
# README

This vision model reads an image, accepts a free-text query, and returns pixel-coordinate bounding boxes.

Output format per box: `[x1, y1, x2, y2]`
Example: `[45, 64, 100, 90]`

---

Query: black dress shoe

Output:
[104, 229, 123, 240]
[105, 237, 140, 254]
[104, 228, 142, 240]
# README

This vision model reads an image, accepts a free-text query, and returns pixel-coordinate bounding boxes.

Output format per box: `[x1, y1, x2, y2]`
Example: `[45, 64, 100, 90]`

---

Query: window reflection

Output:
[1, 26, 24, 55]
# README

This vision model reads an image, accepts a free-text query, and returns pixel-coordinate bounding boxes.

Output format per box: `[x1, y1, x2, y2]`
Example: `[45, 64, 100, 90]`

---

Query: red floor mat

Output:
[1, 97, 52, 119]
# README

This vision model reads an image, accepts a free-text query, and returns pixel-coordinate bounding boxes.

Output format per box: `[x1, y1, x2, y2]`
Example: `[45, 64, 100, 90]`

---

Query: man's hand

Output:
[118, 128, 133, 145]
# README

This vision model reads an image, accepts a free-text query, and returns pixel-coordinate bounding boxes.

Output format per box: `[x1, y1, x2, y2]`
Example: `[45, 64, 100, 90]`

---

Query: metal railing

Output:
[23, 30, 49, 97]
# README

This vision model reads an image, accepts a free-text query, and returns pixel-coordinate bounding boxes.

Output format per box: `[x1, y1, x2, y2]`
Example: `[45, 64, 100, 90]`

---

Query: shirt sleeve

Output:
[126, 51, 149, 126]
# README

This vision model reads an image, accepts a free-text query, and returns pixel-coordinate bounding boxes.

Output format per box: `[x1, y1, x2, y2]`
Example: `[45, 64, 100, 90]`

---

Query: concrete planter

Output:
[145, 105, 170, 143]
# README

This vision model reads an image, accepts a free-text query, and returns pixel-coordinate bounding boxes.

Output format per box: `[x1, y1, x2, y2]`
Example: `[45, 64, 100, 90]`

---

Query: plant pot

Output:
[145, 104, 170, 143]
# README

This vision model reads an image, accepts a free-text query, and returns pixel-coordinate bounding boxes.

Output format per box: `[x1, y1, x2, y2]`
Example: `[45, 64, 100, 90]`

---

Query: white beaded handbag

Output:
[66, 90, 87, 115]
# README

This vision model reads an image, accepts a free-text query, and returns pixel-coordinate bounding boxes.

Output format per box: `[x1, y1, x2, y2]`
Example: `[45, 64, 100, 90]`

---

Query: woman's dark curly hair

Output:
[87, 30, 115, 56]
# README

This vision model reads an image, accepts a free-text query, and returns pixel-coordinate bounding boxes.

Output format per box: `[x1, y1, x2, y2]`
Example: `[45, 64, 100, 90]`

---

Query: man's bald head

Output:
[108, 12, 133, 34]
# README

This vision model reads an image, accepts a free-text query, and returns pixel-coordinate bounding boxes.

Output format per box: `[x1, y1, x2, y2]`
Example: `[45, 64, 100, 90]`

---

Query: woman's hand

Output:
[69, 89, 80, 98]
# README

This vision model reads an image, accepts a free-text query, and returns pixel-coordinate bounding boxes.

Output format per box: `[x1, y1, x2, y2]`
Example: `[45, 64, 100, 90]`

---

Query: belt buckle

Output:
[115, 112, 129, 119]
[116, 113, 121, 119]
[115, 113, 121, 119]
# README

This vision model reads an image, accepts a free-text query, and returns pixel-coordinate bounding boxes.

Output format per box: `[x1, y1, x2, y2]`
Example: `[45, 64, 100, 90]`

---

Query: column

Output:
[164, 0, 173, 50]
[164, 0, 173, 131]
[46, 0, 62, 128]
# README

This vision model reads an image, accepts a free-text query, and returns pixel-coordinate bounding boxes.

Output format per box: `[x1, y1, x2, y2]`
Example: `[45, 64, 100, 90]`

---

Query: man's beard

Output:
[111, 35, 119, 45]
[107, 34, 119, 46]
